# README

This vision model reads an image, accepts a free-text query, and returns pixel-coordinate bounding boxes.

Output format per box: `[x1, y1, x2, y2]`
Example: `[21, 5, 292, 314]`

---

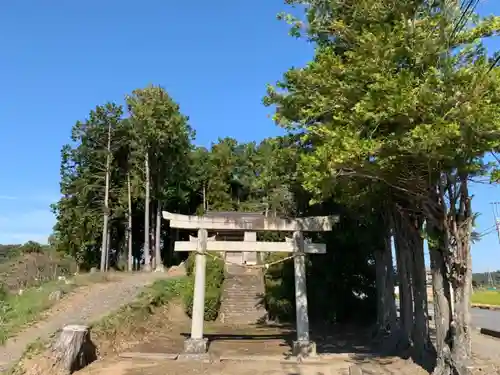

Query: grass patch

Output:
[472, 290, 500, 306]
[0, 273, 112, 344]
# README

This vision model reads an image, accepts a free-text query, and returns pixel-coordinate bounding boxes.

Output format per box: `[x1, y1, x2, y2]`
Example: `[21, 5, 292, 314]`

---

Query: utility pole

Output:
[491, 202, 500, 245]
[487, 268, 494, 288]
[489, 202, 500, 288]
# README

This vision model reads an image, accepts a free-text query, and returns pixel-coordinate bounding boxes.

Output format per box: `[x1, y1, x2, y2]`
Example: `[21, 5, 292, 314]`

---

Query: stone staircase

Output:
[219, 264, 267, 325]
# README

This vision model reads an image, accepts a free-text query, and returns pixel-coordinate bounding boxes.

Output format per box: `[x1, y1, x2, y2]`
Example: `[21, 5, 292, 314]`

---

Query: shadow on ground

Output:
[128, 321, 436, 374]
[178, 323, 379, 356]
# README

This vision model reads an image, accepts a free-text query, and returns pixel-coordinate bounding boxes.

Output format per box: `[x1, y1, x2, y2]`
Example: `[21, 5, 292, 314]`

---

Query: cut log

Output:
[50, 325, 97, 374]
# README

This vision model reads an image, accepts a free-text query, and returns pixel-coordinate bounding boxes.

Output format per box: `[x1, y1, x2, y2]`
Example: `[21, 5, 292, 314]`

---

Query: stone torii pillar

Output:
[289, 231, 313, 356]
[183, 231, 215, 355]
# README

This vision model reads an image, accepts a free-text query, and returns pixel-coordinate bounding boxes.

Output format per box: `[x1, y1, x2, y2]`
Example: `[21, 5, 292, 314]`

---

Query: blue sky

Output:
[0, 1, 499, 272]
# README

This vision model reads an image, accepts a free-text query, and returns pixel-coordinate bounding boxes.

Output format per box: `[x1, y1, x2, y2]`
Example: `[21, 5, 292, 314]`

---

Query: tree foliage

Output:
[265, 1, 500, 373]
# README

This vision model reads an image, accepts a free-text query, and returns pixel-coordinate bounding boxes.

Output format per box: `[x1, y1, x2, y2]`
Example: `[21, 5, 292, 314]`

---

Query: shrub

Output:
[185, 252, 195, 276]
[182, 253, 224, 321]
[20, 241, 43, 254]
[0, 284, 7, 301]
[263, 253, 296, 322]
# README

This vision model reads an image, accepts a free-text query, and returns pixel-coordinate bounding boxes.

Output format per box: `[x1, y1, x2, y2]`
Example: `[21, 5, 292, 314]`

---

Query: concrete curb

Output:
[472, 325, 500, 339]
[120, 352, 179, 360]
[119, 351, 352, 364]
[478, 328, 500, 339]
[471, 303, 500, 311]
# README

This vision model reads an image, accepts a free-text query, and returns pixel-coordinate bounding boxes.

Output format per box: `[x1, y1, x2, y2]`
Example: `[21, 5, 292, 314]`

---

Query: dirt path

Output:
[472, 330, 500, 363]
[0, 271, 170, 372]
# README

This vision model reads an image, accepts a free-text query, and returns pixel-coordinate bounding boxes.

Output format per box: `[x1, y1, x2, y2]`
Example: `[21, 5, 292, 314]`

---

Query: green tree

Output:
[126, 85, 194, 271]
[52, 103, 123, 270]
[265, 1, 500, 373]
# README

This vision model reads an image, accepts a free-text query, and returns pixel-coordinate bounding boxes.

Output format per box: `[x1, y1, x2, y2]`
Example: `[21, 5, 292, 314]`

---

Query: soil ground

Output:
[0, 270, 172, 372]
[75, 302, 432, 375]
[78, 302, 500, 375]
[5, 267, 500, 375]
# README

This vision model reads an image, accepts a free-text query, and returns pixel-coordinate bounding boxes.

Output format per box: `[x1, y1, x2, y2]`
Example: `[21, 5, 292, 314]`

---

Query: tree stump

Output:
[50, 325, 97, 374]
[49, 290, 64, 302]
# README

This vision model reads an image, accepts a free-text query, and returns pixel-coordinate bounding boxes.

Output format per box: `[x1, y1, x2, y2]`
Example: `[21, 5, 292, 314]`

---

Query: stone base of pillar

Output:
[183, 338, 208, 354]
[154, 265, 165, 272]
[292, 340, 317, 357]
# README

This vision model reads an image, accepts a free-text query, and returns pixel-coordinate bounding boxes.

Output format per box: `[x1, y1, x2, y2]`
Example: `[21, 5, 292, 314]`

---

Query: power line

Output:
[477, 225, 497, 239]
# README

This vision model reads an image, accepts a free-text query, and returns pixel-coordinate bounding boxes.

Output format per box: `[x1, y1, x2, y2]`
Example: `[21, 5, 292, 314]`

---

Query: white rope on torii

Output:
[187, 235, 317, 270]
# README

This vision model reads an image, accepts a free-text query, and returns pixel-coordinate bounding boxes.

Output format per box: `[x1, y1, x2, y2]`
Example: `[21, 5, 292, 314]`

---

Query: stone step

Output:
[224, 292, 261, 296]
[222, 307, 262, 311]
[219, 269, 267, 325]
[224, 292, 261, 297]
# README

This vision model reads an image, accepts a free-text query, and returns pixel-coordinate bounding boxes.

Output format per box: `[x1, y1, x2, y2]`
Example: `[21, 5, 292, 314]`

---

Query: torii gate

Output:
[162, 211, 338, 358]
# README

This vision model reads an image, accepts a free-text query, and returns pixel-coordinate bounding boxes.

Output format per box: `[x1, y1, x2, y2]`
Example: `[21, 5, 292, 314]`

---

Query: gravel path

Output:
[0, 271, 169, 372]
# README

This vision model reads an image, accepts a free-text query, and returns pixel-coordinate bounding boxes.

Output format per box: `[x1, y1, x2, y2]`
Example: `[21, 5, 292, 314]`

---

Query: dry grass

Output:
[0, 250, 77, 292]
[0, 272, 113, 345]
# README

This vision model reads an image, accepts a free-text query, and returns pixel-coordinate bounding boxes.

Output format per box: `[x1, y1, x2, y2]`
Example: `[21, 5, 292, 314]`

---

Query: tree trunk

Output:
[155, 201, 164, 271]
[408, 215, 430, 360]
[105, 229, 111, 271]
[127, 173, 133, 272]
[384, 235, 397, 330]
[411, 235, 430, 359]
[374, 228, 397, 341]
[150, 203, 156, 269]
[203, 183, 207, 211]
[99, 123, 112, 272]
[144, 151, 151, 271]
[394, 219, 413, 352]
[375, 248, 386, 334]
[427, 178, 473, 375]
[38, 325, 97, 375]
[429, 240, 453, 375]
[151, 216, 155, 269]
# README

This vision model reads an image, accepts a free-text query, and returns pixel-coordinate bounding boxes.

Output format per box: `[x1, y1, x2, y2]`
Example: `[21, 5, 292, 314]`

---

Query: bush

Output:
[0, 284, 7, 301]
[185, 252, 195, 276]
[182, 253, 224, 321]
[262, 253, 296, 322]
[20, 241, 43, 254]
